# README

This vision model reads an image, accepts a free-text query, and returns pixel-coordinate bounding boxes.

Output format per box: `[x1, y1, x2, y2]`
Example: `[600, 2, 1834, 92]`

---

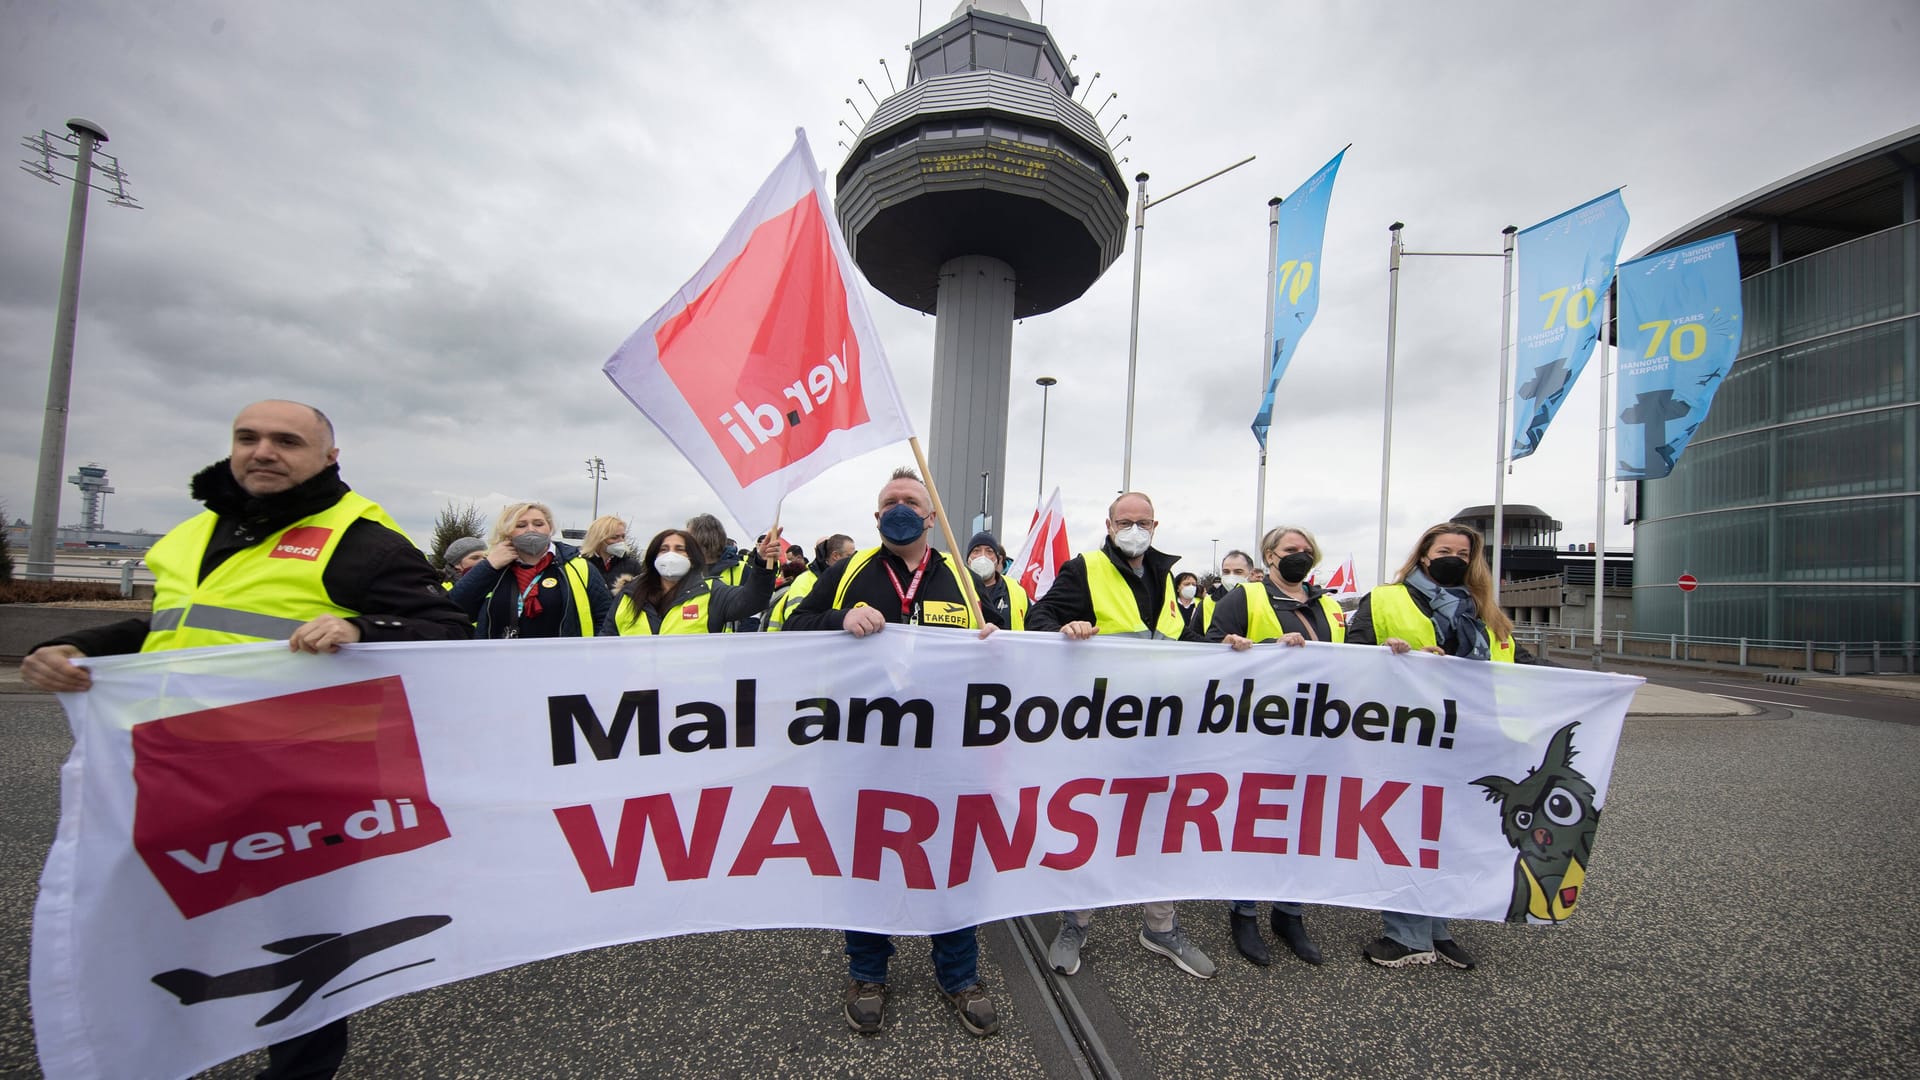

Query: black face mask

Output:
[1273, 551, 1314, 584]
[1426, 555, 1470, 587]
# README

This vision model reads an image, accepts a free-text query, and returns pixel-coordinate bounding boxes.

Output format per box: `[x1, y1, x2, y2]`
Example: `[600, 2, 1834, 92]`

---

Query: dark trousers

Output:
[261, 1018, 348, 1080]
[844, 927, 979, 993]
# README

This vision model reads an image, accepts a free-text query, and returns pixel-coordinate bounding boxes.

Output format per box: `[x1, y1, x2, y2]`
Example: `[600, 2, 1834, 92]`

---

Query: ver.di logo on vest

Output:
[131, 676, 451, 918]
[268, 525, 334, 561]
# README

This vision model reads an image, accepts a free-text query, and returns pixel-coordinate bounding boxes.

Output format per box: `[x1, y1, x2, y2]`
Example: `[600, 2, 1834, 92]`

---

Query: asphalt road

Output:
[1593, 659, 1916, 726]
[5, 691, 1917, 1078]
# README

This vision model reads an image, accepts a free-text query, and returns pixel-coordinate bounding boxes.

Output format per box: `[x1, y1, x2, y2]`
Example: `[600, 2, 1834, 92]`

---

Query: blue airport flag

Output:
[1251, 147, 1346, 448]
[1511, 190, 1631, 460]
[1614, 232, 1743, 480]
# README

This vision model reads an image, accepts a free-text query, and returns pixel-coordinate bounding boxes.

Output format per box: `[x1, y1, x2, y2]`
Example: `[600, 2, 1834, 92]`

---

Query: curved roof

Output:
[1633, 124, 1920, 270]
[1453, 504, 1557, 523]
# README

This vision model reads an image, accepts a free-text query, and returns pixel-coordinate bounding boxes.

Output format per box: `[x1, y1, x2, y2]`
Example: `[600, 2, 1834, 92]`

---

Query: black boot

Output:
[1230, 910, 1270, 966]
[1272, 909, 1323, 966]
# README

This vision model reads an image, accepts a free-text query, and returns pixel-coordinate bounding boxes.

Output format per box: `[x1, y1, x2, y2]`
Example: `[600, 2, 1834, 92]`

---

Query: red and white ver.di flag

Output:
[1322, 554, 1359, 596]
[603, 130, 914, 529]
[1010, 487, 1072, 600]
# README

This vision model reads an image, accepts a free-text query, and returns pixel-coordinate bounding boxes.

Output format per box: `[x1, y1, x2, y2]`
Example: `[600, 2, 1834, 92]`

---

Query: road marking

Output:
[1697, 681, 1850, 702]
[1714, 694, 1806, 708]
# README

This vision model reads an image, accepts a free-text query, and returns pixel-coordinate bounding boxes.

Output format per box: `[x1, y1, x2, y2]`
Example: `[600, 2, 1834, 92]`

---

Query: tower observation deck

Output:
[836, 0, 1128, 534]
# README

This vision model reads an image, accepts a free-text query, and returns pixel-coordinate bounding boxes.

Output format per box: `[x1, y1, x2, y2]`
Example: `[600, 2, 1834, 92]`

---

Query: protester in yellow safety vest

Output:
[784, 466, 999, 1039]
[1347, 521, 1529, 973]
[686, 512, 762, 632]
[605, 528, 782, 635]
[452, 501, 609, 639]
[965, 529, 1025, 630]
[1173, 570, 1201, 634]
[20, 399, 471, 1079]
[1189, 549, 1255, 640]
[1024, 491, 1216, 983]
[1207, 524, 1346, 970]
[763, 533, 857, 631]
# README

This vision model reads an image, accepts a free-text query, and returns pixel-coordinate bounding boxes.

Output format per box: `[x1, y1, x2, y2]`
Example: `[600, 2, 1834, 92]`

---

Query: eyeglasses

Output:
[1111, 519, 1155, 530]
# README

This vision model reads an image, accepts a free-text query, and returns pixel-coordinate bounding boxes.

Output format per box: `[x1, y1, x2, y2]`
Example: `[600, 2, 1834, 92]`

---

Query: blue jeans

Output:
[845, 927, 978, 994]
[1231, 900, 1304, 918]
[1380, 910, 1451, 950]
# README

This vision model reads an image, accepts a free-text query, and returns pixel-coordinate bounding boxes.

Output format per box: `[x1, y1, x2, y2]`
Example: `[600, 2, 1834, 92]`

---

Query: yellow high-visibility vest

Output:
[832, 547, 979, 629]
[1240, 582, 1347, 644]
[1082, 550, 1184, 639]
[1366, 583, 1513, 662]
[142, 492, 405, 652]
[614, 589, 713, 636]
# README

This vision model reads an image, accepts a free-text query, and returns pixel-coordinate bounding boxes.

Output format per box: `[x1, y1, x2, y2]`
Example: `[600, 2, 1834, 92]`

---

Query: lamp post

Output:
[19, 118, 140, 580]
[1034, 376, 1057, 506]
[1121, 155, 1256, 491]
[1212, 538, 1221, 574]
[585, 457, 607, 518]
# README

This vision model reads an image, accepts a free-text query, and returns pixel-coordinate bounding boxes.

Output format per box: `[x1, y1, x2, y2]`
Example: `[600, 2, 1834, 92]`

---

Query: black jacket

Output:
[38, 462, 471, 657]
[602, 561, 775, 635]
[1203, 581, 1336, 642]
[452, 540, 610, 639]
[1025, 538, 1181, 635]
[1346, 585, 1544, 664]
[786, 545, 977, 630]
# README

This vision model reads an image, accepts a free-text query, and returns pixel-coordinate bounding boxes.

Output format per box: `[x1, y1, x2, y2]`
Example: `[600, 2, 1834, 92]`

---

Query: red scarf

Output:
[511, 553, 555, 620]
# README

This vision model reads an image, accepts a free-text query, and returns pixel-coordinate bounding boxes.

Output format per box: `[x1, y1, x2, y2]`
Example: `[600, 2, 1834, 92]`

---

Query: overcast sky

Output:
[4, 0, 1915, 586]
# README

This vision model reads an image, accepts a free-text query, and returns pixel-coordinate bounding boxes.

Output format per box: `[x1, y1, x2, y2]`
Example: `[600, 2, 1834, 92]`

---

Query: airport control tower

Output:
[67, 462, 114, 532]
[836, 0, 1127, 534]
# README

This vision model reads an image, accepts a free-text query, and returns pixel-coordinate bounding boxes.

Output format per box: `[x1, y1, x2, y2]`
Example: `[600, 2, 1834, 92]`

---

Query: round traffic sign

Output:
[1677, 574, 1698, 592]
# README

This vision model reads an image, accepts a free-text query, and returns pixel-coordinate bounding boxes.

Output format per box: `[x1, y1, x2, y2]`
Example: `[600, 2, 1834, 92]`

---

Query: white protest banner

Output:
[602, 129, 914, 531]
[34, 631, 1637, 1078]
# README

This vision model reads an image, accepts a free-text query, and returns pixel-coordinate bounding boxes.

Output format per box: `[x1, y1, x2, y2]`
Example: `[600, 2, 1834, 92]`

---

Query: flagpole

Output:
[1490, 225, 1518, 590]
[1591, 291, 1611, 668]
[1376, 223, 1404, 585]
[910, 435, 987, 626]
[1256, 195, 1280, 549]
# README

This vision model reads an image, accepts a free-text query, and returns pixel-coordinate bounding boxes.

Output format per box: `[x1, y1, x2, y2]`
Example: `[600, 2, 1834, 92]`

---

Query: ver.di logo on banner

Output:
[130, 676, 451, 919]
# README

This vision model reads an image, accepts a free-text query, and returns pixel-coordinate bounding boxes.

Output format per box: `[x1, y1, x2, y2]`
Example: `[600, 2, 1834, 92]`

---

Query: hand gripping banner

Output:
[34, 632, 1638, 1078]
[603, 129, 914, 530]
[1614, 232, 1744, 479]
[1511, 190, 1631, 460]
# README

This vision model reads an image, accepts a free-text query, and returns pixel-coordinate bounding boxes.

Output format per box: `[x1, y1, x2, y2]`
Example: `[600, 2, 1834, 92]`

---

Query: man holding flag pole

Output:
[602, 128, 997, 1033]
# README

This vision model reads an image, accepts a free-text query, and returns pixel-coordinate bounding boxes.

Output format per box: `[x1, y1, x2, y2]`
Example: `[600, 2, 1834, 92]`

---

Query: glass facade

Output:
[1633, 219, 1918, 643]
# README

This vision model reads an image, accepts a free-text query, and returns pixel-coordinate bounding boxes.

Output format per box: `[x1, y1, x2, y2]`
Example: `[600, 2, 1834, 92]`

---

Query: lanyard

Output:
[881, 549, 931, 618]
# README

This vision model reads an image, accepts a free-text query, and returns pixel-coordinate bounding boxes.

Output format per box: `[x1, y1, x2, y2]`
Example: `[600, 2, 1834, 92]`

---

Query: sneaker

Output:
[1139, 925, 1217, 979]
[943, 983, 1000, 1036]
[1362, 936, 1435, 968]
[1048, 918, 1087, 976]
[1433, 938, 1477, 970]
[844, 979, 886, 1034]
[1272, 910, 1324, 966]
[1229, 910, 1270, 966]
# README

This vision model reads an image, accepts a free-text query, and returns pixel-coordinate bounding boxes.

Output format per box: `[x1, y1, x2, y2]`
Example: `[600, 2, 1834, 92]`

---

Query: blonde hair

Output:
[1389, 522, 1513, 642]
[488, 501, 556, 546]
[1260, 525, 1321, 569]
[581, 515, 628, 558]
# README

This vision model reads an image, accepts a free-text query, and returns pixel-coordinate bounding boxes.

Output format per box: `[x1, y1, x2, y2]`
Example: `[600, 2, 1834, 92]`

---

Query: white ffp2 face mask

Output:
[969, 556, 998, 578]
[654, 552, 692, 579]
[1112, 525, 1152, 558]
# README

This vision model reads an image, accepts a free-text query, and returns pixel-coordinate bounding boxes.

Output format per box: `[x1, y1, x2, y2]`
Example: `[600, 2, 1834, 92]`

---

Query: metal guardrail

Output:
[1512, 622, 1919, 676]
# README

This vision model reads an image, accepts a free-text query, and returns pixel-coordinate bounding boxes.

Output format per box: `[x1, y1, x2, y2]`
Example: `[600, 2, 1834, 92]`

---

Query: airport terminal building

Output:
[1629, 126, 1919, 645]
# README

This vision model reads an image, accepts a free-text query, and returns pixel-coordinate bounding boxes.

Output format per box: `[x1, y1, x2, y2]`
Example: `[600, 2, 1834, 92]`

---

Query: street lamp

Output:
[1212, 537, 1220, 574]
[1121, 156, 1256, 491]
[585, 457, 607, 518]
[19, 118, 141, 580]
[1034, 376, 1057, 506]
